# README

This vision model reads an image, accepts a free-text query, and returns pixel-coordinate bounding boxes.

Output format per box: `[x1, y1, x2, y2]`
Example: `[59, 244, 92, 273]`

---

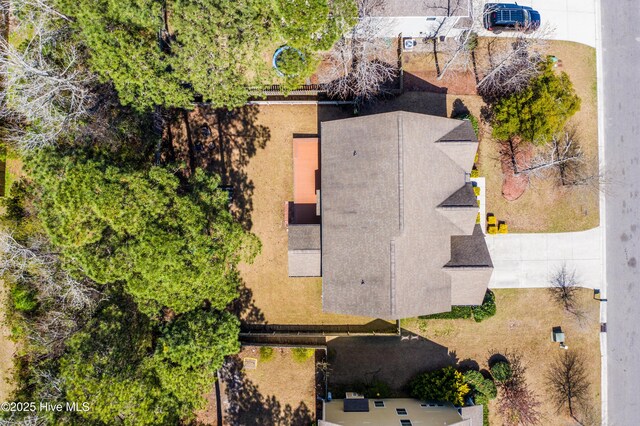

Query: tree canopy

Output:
[492, 59, 581, 145]
[27, 148, 260, 316]
[55, 0, 357, 110]
[410, 366, 470, 406]
[60, 299, 240, 425]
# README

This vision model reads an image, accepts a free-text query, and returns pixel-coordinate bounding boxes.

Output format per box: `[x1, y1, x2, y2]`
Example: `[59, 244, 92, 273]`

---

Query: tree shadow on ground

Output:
[230, 282, 266, 325]
[165, 105, 270, 230]
[219, 356, 314, 426]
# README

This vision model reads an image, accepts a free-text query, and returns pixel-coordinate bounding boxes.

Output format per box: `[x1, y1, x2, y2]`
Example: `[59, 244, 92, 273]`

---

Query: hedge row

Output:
[420, 290, 496, 322]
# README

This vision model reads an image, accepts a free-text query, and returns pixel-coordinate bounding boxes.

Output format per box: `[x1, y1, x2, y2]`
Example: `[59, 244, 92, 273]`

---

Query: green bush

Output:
[474, 393, 491, 426]
[420, 306, 473, 320]
[11, 284, 38, 313]
[292, 347, 315, 363]
[259, 346, 275, 362]
[472, 290, 496, 322]
[463, 370, 497, 400]
[490, 361, 512, 382]
[410, 366, 470, 406]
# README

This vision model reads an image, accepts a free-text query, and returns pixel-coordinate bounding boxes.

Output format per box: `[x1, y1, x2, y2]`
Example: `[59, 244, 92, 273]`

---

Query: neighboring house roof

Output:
[371, 0, 470, 17]
[322, 398, 473, 425]
[320, 111, 491, 319]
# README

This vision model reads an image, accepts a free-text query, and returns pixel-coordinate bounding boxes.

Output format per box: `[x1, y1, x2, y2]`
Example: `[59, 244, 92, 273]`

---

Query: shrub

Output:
[11, 284, 38, 313]
[464, 370, 497, 400]
[491, 361, 512, 382]
[410, 366, 470, 406]
[259, 346, 275, 362]
[474, 393, 491, 426]
[420, 306, 473, 320]
[472, 290, 496, 323]
[292, 347, 315, 363]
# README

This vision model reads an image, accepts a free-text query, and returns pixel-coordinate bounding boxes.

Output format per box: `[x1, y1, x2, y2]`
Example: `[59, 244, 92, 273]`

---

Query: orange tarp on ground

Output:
[293, 138, 319, 204]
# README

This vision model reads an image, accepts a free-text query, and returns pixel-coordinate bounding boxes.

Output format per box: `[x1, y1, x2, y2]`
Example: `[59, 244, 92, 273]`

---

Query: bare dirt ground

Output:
[401, 288, 601, 426]
[198, 347, 317, 426]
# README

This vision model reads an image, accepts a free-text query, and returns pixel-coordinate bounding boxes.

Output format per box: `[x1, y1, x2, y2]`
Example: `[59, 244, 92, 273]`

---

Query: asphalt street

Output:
[601, 1, 640, 425]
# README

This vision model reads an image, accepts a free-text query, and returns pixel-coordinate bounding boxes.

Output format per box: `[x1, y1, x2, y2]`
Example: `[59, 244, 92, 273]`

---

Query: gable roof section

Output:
[435, 121, 478, 172]
[320, 112, 482, 319]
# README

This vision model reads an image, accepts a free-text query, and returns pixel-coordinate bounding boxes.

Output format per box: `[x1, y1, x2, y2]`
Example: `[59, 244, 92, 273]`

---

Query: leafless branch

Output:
[477, 25, 553, 99]
[546, 351, 591, 423]
[0, 0, 92, 150]
[322, 0, 399, 102]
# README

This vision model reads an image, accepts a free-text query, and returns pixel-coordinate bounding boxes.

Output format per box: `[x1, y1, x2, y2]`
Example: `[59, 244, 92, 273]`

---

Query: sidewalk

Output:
[487, 227, 603, 289]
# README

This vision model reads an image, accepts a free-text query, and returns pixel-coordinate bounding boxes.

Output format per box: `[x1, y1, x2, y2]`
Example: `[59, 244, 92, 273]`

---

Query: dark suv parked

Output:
[483, 3, 541, 32]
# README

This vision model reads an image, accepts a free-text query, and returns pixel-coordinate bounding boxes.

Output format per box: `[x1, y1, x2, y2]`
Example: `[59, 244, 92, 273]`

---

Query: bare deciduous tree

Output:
[520, 127, 585, 179]
[546, 351, 591, 423]
[0, 231, 103, 353]
[477, 26, 552, 100]
[0, 0, 92, 150]
[548, 263, 580, 313]
[495, 350, 542, 426]
[322, 0, 398, 102]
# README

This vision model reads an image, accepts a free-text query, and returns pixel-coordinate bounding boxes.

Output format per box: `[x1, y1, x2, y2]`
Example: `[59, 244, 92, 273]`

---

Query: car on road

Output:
[483, 3, 541, 32]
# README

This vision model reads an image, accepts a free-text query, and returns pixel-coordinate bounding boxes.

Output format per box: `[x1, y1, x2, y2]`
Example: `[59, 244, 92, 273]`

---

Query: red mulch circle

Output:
[500, 138, 533, 201]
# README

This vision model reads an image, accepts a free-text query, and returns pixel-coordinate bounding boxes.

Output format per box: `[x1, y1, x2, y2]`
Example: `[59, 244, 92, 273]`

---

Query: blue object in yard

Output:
[327, 392, 332, 402]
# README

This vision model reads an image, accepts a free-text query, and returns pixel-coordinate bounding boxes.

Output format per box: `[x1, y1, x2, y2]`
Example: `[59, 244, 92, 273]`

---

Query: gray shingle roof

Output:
[288, 224, 321, 277]
[320, 112, 491, 319]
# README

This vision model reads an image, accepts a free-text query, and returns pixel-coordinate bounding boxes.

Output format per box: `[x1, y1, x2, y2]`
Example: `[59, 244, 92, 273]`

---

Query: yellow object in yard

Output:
[487, 224, 497, 234]
[487, 215, 497, 225]
[476, 213, 481, 224]
[474, 152, 479, 164]
[499, 223, 508, 234]
[471, 169, 479, 178]
[473, 186, 481, 196]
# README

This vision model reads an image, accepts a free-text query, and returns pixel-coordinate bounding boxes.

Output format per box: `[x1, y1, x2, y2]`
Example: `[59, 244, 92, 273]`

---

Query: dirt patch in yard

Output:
[213, 346, 317, 425]
[500, 138, 532, 201]
[401, 288, 601, 426]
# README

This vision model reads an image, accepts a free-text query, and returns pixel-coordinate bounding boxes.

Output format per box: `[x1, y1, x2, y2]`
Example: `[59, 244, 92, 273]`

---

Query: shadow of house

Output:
[327, 336, 458, 394]
[165, 105, 270, 231]
[219, 356, 314, 426]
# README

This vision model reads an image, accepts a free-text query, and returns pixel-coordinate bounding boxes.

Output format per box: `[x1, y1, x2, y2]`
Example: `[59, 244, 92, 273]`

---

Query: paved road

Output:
[601, 1, 640, 424]
[486, 228, 603, 289]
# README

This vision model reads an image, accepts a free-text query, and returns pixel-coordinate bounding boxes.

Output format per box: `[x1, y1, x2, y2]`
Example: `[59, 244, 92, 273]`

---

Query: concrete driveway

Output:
[486, 227, 603, 289]
[478, 0, 597, 47]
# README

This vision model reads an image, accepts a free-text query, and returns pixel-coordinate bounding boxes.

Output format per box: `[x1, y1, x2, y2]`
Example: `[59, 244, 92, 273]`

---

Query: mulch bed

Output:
[500, 138, 533, 201]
